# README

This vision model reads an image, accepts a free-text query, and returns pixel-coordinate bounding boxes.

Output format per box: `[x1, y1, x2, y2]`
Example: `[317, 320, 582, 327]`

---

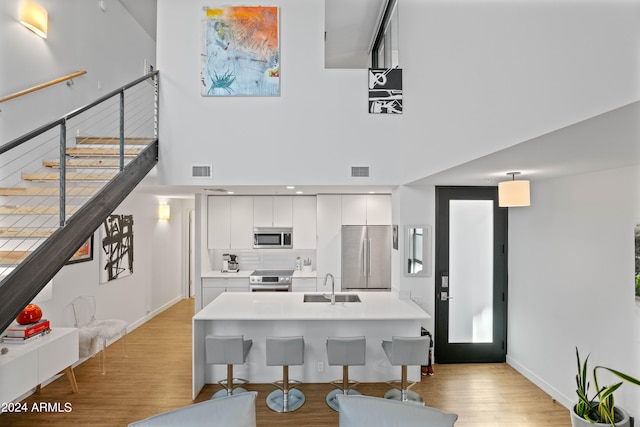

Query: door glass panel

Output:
[449, 200, 493, 343]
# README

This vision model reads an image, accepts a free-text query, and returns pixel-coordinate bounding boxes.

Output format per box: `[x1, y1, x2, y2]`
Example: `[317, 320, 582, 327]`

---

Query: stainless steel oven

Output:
[249, 269, 293, 292]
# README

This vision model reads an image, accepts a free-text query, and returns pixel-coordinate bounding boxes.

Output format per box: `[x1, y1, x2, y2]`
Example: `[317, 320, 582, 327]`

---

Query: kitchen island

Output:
[192, 292, 430, 399]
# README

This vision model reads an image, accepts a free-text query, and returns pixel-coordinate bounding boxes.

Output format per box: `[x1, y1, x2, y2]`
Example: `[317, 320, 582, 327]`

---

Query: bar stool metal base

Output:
[383, 388, 424, 404]
[326, 388, 361, 411]
[212, 386, 249, 399]
[266, 389, 305, 413]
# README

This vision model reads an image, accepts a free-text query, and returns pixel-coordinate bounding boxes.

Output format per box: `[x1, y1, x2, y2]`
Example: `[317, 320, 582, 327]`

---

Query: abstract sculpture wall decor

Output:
[201, 6, 280, 97]
[368, 68, 403, 114]
[100, 214, 134, 283]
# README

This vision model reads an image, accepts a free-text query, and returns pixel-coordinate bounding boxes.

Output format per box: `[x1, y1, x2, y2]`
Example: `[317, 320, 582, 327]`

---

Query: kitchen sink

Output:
[303, 294, 361, 303]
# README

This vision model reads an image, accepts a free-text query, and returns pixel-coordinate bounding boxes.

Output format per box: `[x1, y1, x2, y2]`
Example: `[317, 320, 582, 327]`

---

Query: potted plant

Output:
[572, 347, 640, 427]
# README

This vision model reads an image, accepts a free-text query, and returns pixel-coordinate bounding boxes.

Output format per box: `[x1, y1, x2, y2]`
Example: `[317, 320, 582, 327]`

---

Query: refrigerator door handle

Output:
[362, 240, 366, 276]
[367, 238, 372, 276]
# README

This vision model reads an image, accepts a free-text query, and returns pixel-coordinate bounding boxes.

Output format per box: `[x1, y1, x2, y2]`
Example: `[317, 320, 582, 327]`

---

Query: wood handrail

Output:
[0, 70, 87, 104]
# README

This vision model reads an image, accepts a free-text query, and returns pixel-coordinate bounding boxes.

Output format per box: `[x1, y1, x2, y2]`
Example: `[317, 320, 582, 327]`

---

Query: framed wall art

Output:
[368, 68, 403, 114]
[66, 235, 94, 265]
[100, 214, 134, 283]
[201, 6, 280, 97]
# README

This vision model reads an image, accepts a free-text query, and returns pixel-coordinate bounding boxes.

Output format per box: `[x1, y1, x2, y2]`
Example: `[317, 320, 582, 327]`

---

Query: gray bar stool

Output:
[205, 335, 253, 399]
[326, 336, 366, 411]
[265, 336, 305, 412]
[381, 336, 430, 403]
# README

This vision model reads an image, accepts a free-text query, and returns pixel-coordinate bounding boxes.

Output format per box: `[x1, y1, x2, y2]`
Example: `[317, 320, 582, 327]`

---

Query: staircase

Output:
[0, 71, 159, 334]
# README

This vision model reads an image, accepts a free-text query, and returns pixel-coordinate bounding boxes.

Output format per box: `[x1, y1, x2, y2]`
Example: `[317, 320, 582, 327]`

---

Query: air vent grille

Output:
[351, 166, 370, 177]
[192, 165, 212, 178]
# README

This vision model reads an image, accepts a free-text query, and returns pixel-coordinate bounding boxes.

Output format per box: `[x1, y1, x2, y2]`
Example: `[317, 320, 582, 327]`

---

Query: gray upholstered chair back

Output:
[128, 391, 258, 427]
[266, 336, 304, 366]
[387, 336, 430, 365]
[206, 335, 252, 365]
[336, 394, 458, 427]
[326, 336, 366, 366]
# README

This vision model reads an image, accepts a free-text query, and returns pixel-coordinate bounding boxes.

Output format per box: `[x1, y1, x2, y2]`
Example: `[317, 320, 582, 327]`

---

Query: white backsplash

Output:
[208, 249, 316, 272]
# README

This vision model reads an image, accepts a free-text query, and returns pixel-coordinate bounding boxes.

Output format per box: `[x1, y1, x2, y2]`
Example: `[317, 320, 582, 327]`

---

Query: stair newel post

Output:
[119, 89, 125, 172]
[59, 118, 67, 227]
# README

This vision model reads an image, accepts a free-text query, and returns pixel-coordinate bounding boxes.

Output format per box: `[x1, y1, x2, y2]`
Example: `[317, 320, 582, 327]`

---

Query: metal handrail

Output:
[0, 70, 159, 156]
[0, 70, 88, 104]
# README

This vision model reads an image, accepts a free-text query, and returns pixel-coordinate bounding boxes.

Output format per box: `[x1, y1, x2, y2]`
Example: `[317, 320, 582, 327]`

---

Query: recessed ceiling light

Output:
[286, 186, 295, 190]
[296, 191, 303, 194]
[369, 191, 376, 194]
[227, 191, 235, 194]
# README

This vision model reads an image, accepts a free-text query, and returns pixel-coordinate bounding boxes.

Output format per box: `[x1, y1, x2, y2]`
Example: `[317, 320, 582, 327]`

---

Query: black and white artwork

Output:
[100, 214, 134, 283]
[368, 68, 403, 114]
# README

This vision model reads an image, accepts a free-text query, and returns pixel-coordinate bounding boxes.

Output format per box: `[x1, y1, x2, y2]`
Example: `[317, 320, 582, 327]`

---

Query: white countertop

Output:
[193, 291, 430, 321]
[201, 270, 317, 278]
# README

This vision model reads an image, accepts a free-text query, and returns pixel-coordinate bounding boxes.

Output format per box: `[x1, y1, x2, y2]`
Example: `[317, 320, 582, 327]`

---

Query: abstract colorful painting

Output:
[201, 6, 280, 97]
[368, 68, 403, 114]
[100, 214, 134, 283]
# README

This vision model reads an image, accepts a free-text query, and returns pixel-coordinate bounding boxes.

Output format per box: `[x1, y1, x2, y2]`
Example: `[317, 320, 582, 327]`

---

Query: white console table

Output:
[0, 328, 79, 403]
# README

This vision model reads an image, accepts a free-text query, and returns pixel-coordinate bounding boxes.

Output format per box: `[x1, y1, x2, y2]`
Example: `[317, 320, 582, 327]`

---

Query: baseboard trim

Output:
[507, 354, 573, 410]
[126, 296, 183, 333]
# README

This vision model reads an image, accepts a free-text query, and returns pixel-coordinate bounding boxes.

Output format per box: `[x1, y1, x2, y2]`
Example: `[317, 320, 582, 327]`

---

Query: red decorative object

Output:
[16, 304, 43, 325]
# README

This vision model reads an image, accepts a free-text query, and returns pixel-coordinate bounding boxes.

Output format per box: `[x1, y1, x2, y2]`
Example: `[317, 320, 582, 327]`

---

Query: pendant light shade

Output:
[498, 172, 530, 207]
[20, 1, 48, 39]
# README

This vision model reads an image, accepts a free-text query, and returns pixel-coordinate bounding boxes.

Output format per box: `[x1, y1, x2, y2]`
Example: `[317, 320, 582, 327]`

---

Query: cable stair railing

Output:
[0, 71, 159, 334]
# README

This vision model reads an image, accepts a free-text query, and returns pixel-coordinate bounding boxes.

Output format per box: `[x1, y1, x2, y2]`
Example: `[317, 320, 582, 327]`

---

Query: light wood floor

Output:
[1, 298, 571, 426]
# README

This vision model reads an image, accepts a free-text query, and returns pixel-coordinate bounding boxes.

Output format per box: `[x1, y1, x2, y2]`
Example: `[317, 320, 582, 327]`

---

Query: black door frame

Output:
[434, 186, 508, 363]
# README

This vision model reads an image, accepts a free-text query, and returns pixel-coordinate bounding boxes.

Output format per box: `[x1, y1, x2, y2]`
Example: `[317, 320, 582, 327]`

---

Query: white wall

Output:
[507, 165, 640, 412]
[154, 0, 402, 188]
[0, 0, 156, 142]
[399, 0, 640, 184]
[33, 191, 185, 334]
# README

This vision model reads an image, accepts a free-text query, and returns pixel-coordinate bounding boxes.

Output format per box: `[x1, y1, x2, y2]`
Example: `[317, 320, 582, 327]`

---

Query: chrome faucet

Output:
[324, 273, 335, 305]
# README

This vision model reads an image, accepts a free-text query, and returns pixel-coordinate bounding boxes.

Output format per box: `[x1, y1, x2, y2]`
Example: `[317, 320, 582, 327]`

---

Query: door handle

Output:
[440, 291, 453, 301]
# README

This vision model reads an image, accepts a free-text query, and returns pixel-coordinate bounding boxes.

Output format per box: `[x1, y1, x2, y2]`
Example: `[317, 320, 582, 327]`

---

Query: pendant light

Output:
[498, 172, 530, 207]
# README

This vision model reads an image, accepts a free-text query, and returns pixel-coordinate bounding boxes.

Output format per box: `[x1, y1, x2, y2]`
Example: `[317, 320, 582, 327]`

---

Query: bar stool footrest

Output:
[270, 379, 302, 392]
[211, 387, 249, 399]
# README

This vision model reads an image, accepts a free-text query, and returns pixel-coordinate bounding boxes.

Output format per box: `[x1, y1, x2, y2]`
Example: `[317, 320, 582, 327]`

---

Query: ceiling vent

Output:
[192, 165, 212, 178]
[351, 166, 370, 177]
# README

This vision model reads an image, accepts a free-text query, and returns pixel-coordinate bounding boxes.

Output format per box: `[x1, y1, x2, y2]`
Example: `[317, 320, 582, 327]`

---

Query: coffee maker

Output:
[222, 253, 239, 272]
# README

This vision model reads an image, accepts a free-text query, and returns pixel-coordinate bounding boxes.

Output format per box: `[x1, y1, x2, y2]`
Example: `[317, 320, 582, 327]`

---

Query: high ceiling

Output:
[119, 0, 387, 69]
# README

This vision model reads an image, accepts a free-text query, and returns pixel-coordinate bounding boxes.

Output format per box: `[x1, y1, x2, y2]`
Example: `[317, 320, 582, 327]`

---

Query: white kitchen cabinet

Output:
[341, 195, 391, 225]
[292, 278, 317, 292]
[0, 328, 79, 403]
[201, 278, 249, 309]
[230, 196, 254, 248]
[207, 196, 230, 249]
[316, 195, 342, 290]
[292, 196, 316, 249]
[253, 196, 292, 227]
[207, 196, 253, 249]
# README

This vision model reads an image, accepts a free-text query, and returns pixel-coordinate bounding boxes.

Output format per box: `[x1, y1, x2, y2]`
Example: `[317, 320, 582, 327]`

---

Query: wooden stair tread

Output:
[0, 205, 77, 215]
[0, 228, 55, 238]
[0, 187, 98, 197]
[0, 251, 31, 264]
[66, 147, 141, 157]
[21, 171, 117, 181]
[76, 136, 153, 145]
[43, 158, 128, 168]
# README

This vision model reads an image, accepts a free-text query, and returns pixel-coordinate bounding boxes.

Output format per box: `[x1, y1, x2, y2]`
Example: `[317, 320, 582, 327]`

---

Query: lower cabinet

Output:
[202, 278, 249, 308]
[292, 278, 317, 292]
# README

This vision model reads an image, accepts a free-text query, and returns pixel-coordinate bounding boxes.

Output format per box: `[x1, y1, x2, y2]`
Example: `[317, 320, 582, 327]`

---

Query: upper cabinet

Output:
[207, 196, 254, 249]
[292, 196, 316, 249]
[254, 196, 293, 227]
[341, 195, 391, 225]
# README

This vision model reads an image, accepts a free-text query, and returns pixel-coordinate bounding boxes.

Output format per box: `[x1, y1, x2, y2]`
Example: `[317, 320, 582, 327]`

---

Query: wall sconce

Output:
[19, 1, 48, 39]
[158, 204, 171, 221]
[498, 172, 530, 207]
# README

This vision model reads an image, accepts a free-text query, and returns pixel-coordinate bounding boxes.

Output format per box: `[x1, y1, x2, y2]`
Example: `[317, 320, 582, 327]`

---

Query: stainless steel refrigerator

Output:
[341, 225, 391, 290]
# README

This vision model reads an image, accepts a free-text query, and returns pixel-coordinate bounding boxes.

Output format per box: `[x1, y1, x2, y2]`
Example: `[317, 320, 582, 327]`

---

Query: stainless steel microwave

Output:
[253, 227, 293, 249]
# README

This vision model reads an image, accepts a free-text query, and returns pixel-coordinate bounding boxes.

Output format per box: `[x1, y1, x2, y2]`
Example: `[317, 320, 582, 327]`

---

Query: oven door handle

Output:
[249, 283, 291, 292]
